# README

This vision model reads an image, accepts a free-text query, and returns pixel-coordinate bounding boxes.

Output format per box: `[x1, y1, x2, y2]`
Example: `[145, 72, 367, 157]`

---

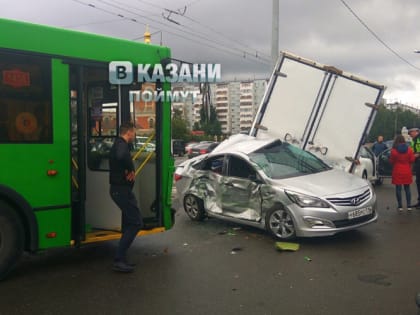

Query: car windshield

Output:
[248, 140, 331, 179]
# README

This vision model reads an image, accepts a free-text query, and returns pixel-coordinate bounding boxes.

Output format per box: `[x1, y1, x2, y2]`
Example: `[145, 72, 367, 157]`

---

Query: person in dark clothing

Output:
[109, 123, 143, 272]
[408, 128, 420, 208]
[371, 135, 388, 156]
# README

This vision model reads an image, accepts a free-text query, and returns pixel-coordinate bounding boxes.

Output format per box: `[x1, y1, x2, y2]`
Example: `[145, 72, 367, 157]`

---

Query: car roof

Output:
[193, 142, 217, 148]
[210, 134, 276, 156]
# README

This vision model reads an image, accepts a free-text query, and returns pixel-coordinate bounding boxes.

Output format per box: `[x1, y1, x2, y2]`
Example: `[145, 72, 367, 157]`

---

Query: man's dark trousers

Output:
[110, 185, 143, 262]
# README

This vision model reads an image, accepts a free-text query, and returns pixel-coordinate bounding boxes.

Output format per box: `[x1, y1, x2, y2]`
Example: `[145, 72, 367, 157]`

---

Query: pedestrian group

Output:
[387, 128, 420, 211]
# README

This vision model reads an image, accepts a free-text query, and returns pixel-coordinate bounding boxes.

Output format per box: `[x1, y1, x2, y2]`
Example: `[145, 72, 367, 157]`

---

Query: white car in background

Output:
[352, 146, 377, 181]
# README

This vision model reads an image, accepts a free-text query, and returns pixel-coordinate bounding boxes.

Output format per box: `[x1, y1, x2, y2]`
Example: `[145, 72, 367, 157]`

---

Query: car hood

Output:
[268, 168, 370, 198]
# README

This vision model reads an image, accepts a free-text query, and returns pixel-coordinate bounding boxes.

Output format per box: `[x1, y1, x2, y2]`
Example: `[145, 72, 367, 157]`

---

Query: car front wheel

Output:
[265, 208, 296, 240]
[183, 194, 205, 221]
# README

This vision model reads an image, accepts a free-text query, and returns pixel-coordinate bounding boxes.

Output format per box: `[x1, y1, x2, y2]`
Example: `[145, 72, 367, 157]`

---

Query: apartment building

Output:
[172, 79, 267, 135]
[385, 101, 420, 115]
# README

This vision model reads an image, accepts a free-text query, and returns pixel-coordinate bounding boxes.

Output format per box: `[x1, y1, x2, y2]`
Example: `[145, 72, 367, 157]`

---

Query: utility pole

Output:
[200, 82, 211, 123]
[271, 0, 279, 67]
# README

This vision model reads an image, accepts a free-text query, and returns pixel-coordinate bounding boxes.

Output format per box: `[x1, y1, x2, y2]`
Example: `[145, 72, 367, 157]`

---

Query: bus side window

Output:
[85, 68, 119, 171]
[0, 52, 52, 143]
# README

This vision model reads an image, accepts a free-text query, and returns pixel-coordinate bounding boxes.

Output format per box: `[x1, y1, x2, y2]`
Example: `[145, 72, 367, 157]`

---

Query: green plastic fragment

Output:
[275, 242, 300, 251]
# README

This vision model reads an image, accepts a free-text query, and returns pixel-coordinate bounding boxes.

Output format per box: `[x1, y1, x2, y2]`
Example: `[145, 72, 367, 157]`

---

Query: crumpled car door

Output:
[220, 156, 263, 221]
[189, 170, 224, 214]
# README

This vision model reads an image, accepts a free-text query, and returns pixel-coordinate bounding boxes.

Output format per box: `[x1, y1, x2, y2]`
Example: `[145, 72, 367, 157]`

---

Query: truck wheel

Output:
[0, 201, 24, 280]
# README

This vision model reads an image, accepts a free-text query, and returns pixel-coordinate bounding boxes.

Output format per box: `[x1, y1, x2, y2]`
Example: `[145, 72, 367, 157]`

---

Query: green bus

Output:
[0, 18, 175, 279]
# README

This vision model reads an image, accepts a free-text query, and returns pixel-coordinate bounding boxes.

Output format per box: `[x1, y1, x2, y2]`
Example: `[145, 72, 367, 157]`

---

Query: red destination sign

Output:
[2, 69, 31, 88]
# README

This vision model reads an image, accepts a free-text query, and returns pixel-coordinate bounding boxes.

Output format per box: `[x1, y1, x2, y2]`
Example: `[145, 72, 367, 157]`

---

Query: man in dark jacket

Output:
[109, 123, 143, 272]
[409, 128, 420, 208]
[371, 135, 388, 156]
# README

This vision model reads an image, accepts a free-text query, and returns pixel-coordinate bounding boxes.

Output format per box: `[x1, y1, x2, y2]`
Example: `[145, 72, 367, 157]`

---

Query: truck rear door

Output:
[250, 52, 385, 173]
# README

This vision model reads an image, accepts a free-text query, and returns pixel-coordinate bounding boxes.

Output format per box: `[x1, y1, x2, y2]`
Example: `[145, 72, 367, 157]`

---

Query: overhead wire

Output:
[98, 0, 271, 64]
[181, 14, 272, 60]
[340, 0, 420, 71]
[136, 0, 271, 61]
[71, 0, 146, 24]
[71, 0, 271, 67]
[63, 18, 124, 28]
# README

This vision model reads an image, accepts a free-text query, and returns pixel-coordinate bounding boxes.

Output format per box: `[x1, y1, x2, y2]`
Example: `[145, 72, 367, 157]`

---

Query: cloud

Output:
[1, 0, 420, 107]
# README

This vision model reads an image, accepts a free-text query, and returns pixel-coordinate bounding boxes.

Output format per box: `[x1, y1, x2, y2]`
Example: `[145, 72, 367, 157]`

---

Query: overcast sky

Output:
[2, 0, 420, 108]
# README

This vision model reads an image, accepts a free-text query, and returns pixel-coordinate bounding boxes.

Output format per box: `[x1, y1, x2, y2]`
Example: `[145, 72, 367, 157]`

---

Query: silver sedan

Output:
[175, 135, 377, 240]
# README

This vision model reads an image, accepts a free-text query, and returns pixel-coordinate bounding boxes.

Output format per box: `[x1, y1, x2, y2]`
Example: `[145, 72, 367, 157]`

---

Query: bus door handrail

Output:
[132, 133, 155, 176]
[71, 157, 79, 189]
[132, 133, 155, 161]
[134, 151, 154, 176]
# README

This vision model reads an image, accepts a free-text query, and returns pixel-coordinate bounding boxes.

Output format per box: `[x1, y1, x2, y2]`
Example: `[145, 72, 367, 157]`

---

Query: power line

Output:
[71, 0, 146, 24]
[137, 0, 201, 12]
[97, 0, 268, 61]
[116, 0, 272, 63]
[340, 0, 420, 71]
[95, 0, 272, 65]
[63, 18, 124, 28]
[180, 15, 271, 60]
[70, 0, 272, 67]
[136, 0, 271, 61]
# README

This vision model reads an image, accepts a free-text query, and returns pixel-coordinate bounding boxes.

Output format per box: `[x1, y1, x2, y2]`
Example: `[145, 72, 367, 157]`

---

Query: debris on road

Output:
[275, 242, 300, 251]
[231, 247, 243, 254]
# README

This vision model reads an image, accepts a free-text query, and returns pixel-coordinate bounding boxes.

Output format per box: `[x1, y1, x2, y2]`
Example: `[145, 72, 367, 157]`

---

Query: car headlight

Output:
[285, 190, 330, 208]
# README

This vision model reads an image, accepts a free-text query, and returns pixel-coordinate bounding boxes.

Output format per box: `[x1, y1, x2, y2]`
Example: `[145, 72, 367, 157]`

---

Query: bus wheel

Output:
[0, 201, 24, 280]
[183, 194, 205, 221]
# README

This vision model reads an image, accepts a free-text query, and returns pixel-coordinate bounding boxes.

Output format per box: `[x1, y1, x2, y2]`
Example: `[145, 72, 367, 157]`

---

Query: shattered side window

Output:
[201, 155, 224, 174]
[228, 156, 256, 179]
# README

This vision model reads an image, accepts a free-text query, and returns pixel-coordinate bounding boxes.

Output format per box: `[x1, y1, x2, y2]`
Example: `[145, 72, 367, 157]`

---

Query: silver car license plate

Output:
[348, 206, 372, 220]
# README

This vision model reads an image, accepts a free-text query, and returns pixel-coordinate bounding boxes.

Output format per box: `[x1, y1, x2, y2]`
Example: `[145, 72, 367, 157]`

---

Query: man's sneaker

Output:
[407, 207, 413, 211]
[113, 261, 134, 273]
[398, 207, 403, 212]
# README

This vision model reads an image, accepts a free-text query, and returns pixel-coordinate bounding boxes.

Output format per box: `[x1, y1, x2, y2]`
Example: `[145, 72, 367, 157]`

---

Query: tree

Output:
[171, 109, 189, 140]
[368, 105, 420, 142]
[198, 105, 222, 137]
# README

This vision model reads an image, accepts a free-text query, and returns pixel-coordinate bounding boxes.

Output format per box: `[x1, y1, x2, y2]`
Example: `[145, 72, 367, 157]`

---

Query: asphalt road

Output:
[0, 177, 419, 315]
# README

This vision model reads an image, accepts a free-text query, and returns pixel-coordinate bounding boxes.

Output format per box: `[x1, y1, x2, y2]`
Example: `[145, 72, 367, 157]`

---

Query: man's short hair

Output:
[119, 122, 135, 135]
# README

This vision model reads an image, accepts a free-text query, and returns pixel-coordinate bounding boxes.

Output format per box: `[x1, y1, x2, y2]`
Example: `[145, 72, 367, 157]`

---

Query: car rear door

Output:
[377, 148, 393, 178]
[250, 52, 385, 174]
